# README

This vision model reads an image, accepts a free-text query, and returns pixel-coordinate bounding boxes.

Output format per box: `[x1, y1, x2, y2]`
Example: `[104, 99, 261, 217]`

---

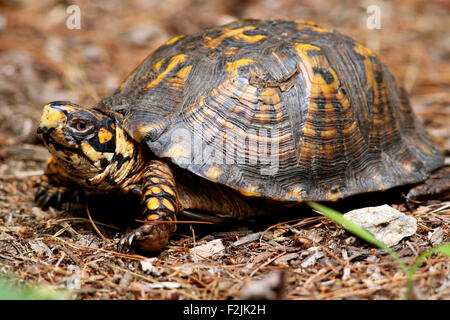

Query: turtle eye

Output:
[70, 118, 94, 134]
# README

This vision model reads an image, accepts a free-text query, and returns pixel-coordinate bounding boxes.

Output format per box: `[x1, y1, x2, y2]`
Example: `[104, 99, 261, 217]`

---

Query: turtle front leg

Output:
[117, 160, 182, 252]
[34, 157, 82, 210]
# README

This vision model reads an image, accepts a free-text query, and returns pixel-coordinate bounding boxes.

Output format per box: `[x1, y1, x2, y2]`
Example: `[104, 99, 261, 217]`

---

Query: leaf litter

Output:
[0, 0, 449, 300]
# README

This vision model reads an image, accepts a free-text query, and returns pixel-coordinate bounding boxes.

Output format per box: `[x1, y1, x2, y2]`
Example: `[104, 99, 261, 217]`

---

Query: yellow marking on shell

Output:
[353, 42, 376, 58]
[320, 127, 338, 139]
[223, 46, 240, 55]
[403, 162, 414, 173]
[326, 185, 343, 201]
[131, 122, 161, 143]
[166, 64, 193, 90]
[153, 58, 166, 71]
[239, 185, 260, 197]
[292, 43, 322, 92]
[226, 58, 257, 75]
[309, 26, 330, 34]
[160, 184, 175, 196]
[240, 84, 258, 104]
[285, 186, 303, 200]
[165, 142, 189, 159]
[260, 87, 281, 105]
[310, 68, 339, 96]
[146, 214, 160, 221]
[295, 20, 329, 33]
[217, 117, 234, 130]
[254, 108, 272, 123]
[353, 42, 380, 108]
[342, 122, 358, 136]
[118, 81, 126, 90]
[205, 26, 266, 50]
[117, 68, 139, 91]
[162, 198, 175, 212]
[98, 127, 113, 144]
[302, 122, 316, 137]
[175, 65, 192, 80]
[204, 166, 224, 180]
[420, 143, 433, 155]
[146, 54, 186, 89]
[164, 34, 184, 46]
[295, 20, 318, 27]
[147, 197, 160, 211]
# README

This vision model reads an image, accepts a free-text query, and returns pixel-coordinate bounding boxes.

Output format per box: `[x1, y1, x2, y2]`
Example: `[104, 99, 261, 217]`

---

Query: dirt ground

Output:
[0, 0, 449, 300]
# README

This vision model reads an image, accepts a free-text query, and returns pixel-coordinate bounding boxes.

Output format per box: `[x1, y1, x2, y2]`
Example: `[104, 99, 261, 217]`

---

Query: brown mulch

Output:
[0, 0, 449, 300]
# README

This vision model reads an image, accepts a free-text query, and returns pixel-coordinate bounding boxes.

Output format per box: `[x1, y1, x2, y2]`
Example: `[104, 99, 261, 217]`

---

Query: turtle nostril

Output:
[37, 126, 48, 134]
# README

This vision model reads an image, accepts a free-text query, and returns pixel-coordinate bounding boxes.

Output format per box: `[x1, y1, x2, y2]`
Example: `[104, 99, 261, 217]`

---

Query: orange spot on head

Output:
[98, 127, 113, 144]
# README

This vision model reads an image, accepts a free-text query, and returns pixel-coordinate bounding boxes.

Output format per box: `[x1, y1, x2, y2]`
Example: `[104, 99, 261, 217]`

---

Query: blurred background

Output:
[0, 0, 449, 162]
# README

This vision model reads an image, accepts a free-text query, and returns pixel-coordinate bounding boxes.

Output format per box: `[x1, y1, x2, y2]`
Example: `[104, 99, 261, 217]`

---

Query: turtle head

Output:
[38, 101, 120, 179]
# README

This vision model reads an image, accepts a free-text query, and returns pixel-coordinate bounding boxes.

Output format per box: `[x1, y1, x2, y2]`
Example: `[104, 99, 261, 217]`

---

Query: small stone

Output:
[238, 271, 285, 300]
[428, 227, 444, 246]
[190, 239, 224, 260]
[29, 240, 53, 257]
[140, 258, 160, 276]
[343, 204, 417, 247]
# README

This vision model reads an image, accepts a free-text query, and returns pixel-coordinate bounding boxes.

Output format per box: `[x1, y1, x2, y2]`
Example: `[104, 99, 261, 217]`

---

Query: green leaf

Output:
[0, 276, 72, 300]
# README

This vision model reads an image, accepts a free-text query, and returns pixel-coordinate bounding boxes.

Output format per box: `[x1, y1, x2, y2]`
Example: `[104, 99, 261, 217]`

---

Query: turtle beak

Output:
[37, 102, 70, 134]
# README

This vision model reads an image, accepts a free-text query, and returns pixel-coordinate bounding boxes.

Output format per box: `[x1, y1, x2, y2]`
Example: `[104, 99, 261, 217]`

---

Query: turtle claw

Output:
[117, 223, 170, 253]
[34, 177, 82, 210]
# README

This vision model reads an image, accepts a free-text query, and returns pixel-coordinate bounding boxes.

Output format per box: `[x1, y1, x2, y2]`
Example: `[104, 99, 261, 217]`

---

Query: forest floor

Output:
[0, 0, 448, 300]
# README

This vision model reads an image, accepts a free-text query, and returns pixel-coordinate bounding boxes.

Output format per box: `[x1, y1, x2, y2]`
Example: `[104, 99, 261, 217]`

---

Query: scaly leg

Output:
[34, 157, 82, 210]
[406, 166, 450, 207]
[117, 160, 182, 252]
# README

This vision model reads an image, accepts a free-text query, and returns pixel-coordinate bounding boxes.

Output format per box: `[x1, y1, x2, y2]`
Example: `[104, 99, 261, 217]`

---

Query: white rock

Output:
[140, 258, 160, 276]
[190, 239, 225, 260]
[343, 204, 417, 247]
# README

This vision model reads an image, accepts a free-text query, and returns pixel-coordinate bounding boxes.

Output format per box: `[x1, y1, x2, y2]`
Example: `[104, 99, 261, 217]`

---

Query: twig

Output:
[259, 218, 308, 246]
[85, 201, 109, 243]
[249, 251, 286, 277]
[110, 265, 199, 300]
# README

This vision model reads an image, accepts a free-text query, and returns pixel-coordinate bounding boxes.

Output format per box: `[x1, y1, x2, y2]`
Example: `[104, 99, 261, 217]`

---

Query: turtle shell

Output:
[98, 19, 443, 202]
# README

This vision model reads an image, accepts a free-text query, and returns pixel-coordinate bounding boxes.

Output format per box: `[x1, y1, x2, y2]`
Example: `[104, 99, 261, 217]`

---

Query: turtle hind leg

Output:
[406, 166, 450, 207]
[117, 160, 182, 252]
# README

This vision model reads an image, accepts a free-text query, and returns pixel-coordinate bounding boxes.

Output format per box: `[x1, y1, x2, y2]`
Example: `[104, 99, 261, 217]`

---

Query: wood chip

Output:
[190, 239, 225, 260]
[232, 232, 261, 247]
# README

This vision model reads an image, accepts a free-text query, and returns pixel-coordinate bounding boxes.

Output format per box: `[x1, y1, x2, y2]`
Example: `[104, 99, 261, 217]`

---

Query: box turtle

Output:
[35, 19, 446, 252]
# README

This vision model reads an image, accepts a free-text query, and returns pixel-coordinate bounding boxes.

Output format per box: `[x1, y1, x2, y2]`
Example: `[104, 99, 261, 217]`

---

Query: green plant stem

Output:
[306, 201, 449, 299]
